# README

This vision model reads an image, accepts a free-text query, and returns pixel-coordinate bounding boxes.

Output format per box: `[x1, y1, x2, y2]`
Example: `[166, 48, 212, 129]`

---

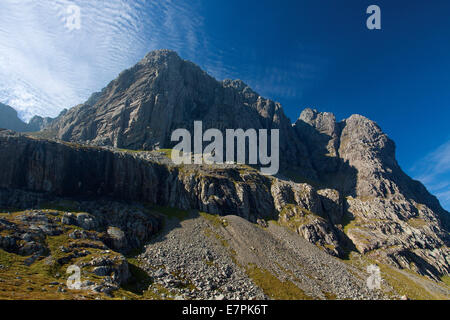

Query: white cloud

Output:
[0, 0, 207, 121]
[0, 0, 324, 125]
[410, 140, 450, 210]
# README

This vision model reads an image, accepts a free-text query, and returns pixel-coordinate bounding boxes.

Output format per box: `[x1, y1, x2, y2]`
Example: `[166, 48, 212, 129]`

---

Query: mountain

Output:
[295, 109, 450, 277]
[0, 50, 449, 299]
[45, 49, 315, 178]
[0, 102, 54, 132]
[0, 102, 29, 132]
[27, 115, 55, 131]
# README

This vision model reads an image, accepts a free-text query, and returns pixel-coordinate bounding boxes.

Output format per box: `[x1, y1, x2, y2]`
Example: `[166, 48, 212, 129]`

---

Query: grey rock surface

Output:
[0, 50, 449, 287]
[0, 129, 448, 280]
[0, 103, 29, 132]
[45, 50, 315, 177]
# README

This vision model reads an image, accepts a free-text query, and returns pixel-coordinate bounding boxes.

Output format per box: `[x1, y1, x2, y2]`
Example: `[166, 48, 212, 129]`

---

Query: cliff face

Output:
[0, 103, 29, 132]
[0, 128, 448, 279]
[0, 130, 171, 204]
[0, 102, 54, 132]
[46, 50, 315, 178]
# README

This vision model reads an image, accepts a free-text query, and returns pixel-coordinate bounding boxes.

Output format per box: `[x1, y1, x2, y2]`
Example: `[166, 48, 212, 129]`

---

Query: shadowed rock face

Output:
[27, 115, 54, 132]
[1, 128, 448, 279]
[46, 50, 315, 178]
[294, 108, 446, 213]
[0, 103, 28, 132]
[0, 130, 172, 204]
[1, 50, 449, 281]
[0, 103, 54, 132]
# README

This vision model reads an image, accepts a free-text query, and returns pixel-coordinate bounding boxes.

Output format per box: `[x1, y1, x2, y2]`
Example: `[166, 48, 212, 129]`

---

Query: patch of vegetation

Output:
[237, 164, 259, 174]
[59, 141, 103, 151]
[199, 212, 228, 228]
[341, 213, 358, 234]
[356, 196, 375, 202]
[117, 148, 148, 154]
[204, 259, 217, 268]
[25, 130, 53, 139]
[122, 260, 153, 295]
[149, 205, 189, 221]
[0, 209, 134, 300]
[377, 263, 449, 300]
[323, 291, 337, 300]
[342, 252, 450, 300]
[157, 149, 174, 158]
[203, 225, 230, 249]
[245, 264, 313, 300]
[0, 246, 98, 300]
[406, 218, 427, 229]
[441, 275, 450, 287]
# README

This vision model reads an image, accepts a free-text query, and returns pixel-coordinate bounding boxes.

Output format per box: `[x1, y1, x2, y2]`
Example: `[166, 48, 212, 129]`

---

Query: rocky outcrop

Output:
[0, 206, 137, 296]
[2, 103, 450, 279]
[1, 50, 449, 282]
[27, 115, 55, 132]
[0, 130, 342, 256]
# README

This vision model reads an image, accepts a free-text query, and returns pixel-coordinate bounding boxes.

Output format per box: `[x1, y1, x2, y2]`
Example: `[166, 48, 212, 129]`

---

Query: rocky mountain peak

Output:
[140, 49, 182, 65]
[0, 102, 28, 132]
[0, 102, 56, 132]
[339, 113, 397, 168]
[39, 50, 450, 216]
[43, 50, 316, 176]
[0, 50, 449, 293]
[297, 108, 339, 138]
[223, 79, 250, 91]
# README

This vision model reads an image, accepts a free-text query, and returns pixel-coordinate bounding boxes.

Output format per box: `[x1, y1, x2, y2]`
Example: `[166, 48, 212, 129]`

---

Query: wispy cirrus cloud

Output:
[201, 45, 327, 102]
[410, 140, 450, 211]
[0, 0, 323, 123]
[0, 0, 207, 121]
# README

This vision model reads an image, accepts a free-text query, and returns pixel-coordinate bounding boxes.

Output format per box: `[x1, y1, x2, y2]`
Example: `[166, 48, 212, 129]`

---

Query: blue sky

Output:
[0, 0, 449, 209]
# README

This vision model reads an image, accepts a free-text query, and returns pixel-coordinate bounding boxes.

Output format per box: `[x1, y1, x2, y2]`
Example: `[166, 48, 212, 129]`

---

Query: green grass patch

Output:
[199, 212, 228, 228]
[0, 248, 98, 300]
[342, 213, 357, 234]
[117, 148, 145, 153]
[342, 252, 449, 300]
[157, 149, 173, 158]
[0, 209, 128, 300]
[441, 275, 450, 287]
[150, 206, 189, 221]
[377, 263, 449, 300]
[278, 205, 322, 230]
[25, 130, 57, 140]
[245, 264, 312, 300]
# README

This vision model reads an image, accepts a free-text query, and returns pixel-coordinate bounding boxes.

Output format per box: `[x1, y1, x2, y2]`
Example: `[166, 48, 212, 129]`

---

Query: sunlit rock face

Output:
[47, 50, 316, 177]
